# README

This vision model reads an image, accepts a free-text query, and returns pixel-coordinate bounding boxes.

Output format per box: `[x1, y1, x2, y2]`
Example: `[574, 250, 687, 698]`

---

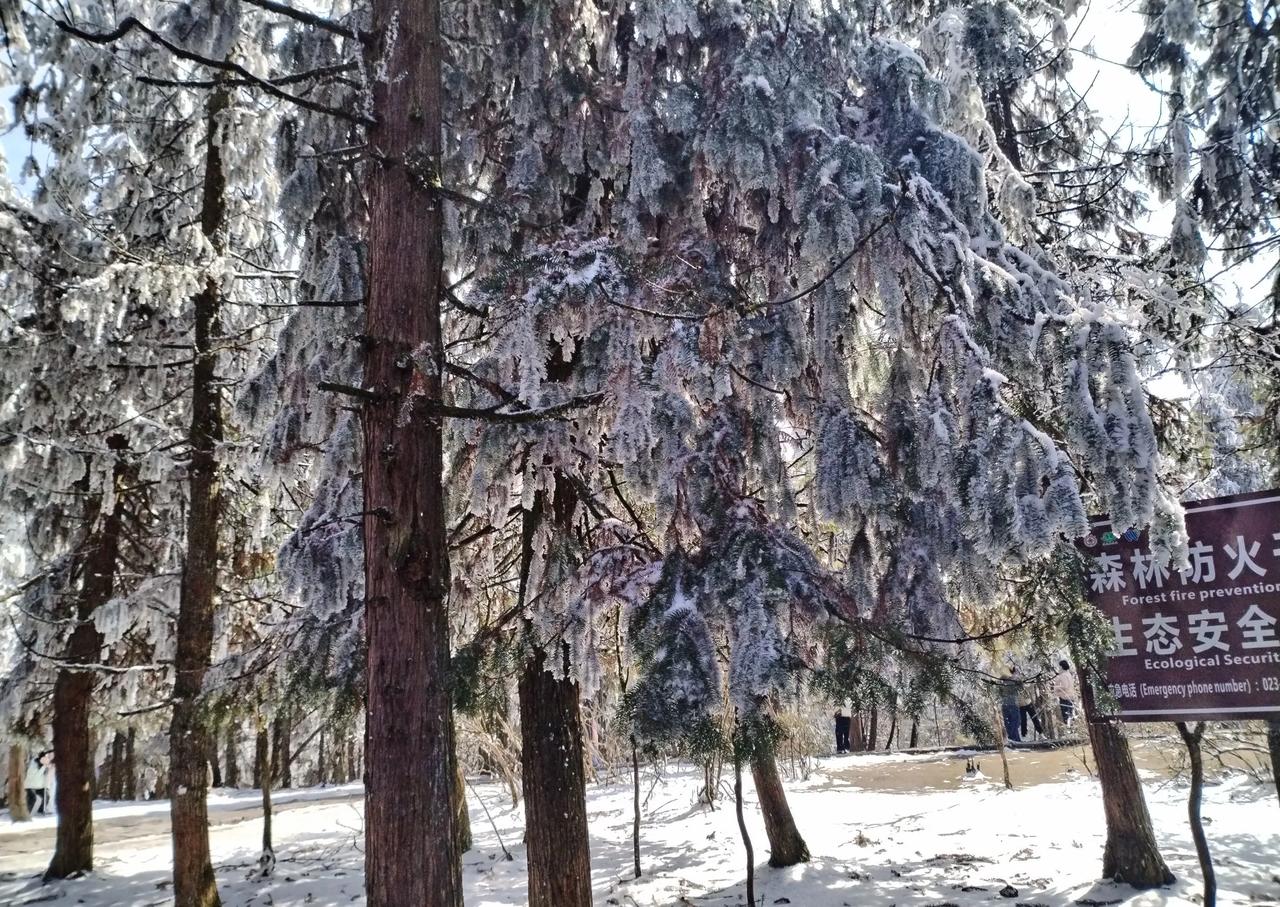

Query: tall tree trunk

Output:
[1079, 673, 1173, 887]
[867, 707, 879, 753]
[8, 745, 30, 821]
[208, 740, 223, 789]
[108, 732, 126, 800]
[271, 715, 292, 789]
[631, 736, 642, 879]
[259, 721, 274, 877]
[123, 728, 136, 801]
[1175, 722, 1215, 907]
[260, 769, 273, 869]
[517, 480, 592, 907]
[519, 646, 592, 907]
[255, 730, 269, 794]
[733, 748, 755, 907]
[224, 725, 239, 789]
[451, 726, 471, 853]
[46, 436, 128, 880]
[994, 703, 1013, 790]
[363, 1, 460, 904]
[909, 716, 919, 749]
[750, 745, 809, 868]
[253, 727, 267, 790]
[168, 83, 230, 907]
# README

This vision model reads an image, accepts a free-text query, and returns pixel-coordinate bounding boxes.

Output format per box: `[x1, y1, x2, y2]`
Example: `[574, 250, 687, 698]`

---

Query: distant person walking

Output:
[25, 750, 50, 815]
[1000, 670, 1022, 743]
[1018, 674, 1046, 741]
[834, 709, 852, 754]
[1052, 659, 1077, 727]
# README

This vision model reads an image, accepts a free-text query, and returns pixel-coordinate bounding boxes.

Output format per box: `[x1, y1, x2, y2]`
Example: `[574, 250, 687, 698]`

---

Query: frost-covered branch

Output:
[55, 16, 374, 126]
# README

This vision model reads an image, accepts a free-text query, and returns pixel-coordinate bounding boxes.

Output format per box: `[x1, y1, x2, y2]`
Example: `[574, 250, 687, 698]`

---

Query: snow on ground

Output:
[0, 750, 1276, 906]
[0, 783, 365, 837]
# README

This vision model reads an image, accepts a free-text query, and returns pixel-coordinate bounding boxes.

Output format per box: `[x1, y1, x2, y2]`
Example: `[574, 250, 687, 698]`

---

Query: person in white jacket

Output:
[1051, 660, 1078, 727]
[25, 750, 51, 815]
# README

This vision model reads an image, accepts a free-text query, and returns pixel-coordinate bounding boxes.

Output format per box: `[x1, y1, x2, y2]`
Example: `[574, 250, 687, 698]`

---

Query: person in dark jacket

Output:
[1000, 670, 1022, 743]
[834, 709, 852, 754]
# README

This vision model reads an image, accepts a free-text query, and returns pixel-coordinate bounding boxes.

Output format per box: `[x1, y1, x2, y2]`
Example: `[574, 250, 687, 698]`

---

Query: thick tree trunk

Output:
[750, 745, 809, 868]
[1080, 675, 1173, 888]
[519, 646, 593, 907]
[123, 728, 136, 801]
[225, 725, 239, 789]
[516, 477, 592, 907]
[8, 745, 29, 821]
[362, 1, 460, 904]
[867, 707, 879, 753]
[46, 655, 98, 878]
[168, 83, 230, 907]
[47, 438, 128, 880]
[909, 716, 919, 749]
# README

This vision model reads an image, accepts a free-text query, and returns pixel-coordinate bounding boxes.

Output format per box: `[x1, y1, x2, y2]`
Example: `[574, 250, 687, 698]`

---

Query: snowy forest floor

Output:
[1, 745, 1276, 906]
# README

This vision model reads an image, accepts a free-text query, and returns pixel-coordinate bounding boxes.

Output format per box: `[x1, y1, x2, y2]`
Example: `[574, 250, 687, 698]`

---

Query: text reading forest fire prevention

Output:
[1079, 489, 1280, 721]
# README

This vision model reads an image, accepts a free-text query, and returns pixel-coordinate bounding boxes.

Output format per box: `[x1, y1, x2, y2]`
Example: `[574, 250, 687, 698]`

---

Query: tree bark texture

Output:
[107, 732, 126, 800]
[519, 646, 593, 907]
[750, 745, 810, 868]
[209, 742, 223, 789]
[734, 752, 755, 907]
[631, 736, 642, 879]
[47, 438, 128, 880]
[271, 715, 292, 789]
[225, 725, 240, 789]
[255, 729, 269, 793]
[1175, 722, 1215, 907]
[451, 727, 472, 854]
[1080, 674, 1173, 888]
[8, 745, 30, 821]
[168, 83, 230, 907]
[123, 728, 136, 801]
[261, 727, 274, 860]
[362, 0, 460, 904]
[517, 478, 592, 907]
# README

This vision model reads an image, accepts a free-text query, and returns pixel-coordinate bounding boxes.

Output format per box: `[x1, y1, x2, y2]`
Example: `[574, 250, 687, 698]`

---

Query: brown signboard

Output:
[1079, 489, 1280, 721]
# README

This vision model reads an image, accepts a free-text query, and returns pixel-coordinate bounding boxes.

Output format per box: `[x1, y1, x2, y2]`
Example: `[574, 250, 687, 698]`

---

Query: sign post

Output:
[1079, 489, 1280, 722]
[1079, 489, 1280, 907]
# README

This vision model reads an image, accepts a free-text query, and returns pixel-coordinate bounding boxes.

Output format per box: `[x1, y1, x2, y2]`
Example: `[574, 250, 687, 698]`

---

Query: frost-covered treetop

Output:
[435, 0, 1184, 715]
